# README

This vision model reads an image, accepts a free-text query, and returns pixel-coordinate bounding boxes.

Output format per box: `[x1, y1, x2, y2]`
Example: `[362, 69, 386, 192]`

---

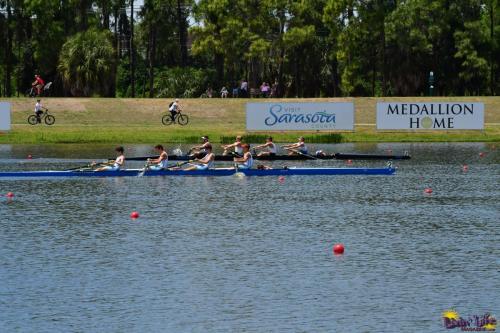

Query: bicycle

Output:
[28, 109, 55, 125]
[162, 109, 189, 126]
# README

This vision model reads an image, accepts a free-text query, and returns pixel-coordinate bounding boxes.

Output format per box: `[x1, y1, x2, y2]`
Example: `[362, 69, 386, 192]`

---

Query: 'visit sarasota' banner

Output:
[0, 102, 11, 131]
[377, 102, 484, 130]
[246, 102, 354, 131]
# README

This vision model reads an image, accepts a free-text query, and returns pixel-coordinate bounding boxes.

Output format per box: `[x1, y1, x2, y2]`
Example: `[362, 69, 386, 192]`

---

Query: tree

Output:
[58, 29, 115, 96]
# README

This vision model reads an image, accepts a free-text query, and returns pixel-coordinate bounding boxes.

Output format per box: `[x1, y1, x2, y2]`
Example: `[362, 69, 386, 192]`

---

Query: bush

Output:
[154, 67, 215, 98]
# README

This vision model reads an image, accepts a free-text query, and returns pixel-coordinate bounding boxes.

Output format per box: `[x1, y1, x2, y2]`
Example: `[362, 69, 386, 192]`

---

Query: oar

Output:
[66, 160, 113, 171]
[138, 161, 150, 177]
[166, 160, 197, 169]
[110, 156, 157, 161]
[282, 146, 319, 160]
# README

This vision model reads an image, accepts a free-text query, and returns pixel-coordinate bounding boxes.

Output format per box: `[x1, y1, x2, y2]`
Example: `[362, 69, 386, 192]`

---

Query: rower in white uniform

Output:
[147, 144, 169, 170]
[95, 146, 125, 171]
[252, 136, 277, 157]
[222, 135, 243, 156]
[234, 144, 253, 169]
[190, 136, 211, 159]
[282, 136, 308, 156]
[184, 144, 215, 171]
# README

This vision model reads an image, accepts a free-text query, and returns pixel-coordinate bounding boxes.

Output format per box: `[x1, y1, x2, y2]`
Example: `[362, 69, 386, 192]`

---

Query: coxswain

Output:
[234, 144, 253, 169]
[190, 136, 211, 159]
[252, 136, 277, 157]
[282, 136, 308, 156]
[147, 144, 169, 170]
[222, 135, 243, 156]
[95, 146, 125, 171]
[184, 144, 215, 171]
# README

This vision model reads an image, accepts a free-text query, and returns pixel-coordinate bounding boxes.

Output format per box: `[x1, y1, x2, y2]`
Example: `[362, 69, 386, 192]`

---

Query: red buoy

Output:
[462, 164, 469, 172]
[479, 152, 486, 158]
[346, 159, 353, 165]
[333, 243, 345, 255]
[278, 176, 285, 183]
[424, 188, 433, 194]
[27, 155, 33, 159]
[130, 211, 140, 219]
[6, 192, 14, 198]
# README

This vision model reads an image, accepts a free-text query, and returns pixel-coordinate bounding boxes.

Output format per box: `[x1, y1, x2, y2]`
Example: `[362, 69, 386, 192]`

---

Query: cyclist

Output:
[34, 99, 47, 123]
[169, 98, 181, 120]
[32, 74, 45, 96]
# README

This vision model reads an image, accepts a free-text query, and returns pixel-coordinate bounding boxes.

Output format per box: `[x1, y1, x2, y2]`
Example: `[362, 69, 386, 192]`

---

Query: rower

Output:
[190, 136, 211, 159]
[222, 135, 243, 156]
[234, 143, 253, 169]
[184, 144, 215, 171]
[147, 144, 168, 170]
[95, 146, 125, 171]
[252, 136, 277, 157]
[282, 136, 308, 156]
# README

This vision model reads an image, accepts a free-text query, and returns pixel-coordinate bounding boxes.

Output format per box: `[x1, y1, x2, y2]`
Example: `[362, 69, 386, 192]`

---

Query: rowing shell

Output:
[125, 153, 411, 161]
[0, 167, 396, 178]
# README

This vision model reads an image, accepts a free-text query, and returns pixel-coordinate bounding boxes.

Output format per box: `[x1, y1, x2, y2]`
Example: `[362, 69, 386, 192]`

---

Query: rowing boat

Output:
[0, 167, 396, 178]
[124, 153, 411, 162]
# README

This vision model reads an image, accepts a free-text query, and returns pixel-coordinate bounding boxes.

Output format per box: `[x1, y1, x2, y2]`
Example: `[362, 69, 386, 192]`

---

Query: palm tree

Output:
[58, 29, 116, 96]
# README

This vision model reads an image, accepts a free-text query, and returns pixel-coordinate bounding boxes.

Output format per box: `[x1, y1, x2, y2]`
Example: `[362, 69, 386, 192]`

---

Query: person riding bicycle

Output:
[32, 74, 45, 96]
[169, 98, 181, 120]
[34, 99, 47, 123]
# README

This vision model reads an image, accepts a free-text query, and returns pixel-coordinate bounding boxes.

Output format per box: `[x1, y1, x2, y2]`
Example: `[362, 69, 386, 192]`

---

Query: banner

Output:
[0, 102, 11, 131]
[377, 102, 484, 130]
[246, 102, 354, 131]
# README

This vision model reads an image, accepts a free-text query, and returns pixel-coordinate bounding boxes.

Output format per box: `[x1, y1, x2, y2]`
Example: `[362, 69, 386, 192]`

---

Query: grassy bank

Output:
[0, 97, 499, 144]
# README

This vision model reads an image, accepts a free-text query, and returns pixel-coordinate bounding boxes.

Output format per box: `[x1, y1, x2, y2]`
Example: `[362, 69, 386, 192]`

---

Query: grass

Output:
[0, 97, 499, 144]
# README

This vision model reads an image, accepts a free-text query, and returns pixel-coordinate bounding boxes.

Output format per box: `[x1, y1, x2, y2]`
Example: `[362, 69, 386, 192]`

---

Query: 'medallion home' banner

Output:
[246, 102, 354, 131]
[377, 102, 484, 130]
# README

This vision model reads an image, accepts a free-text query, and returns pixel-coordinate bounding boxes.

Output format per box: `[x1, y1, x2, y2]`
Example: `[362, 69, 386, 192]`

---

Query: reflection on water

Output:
[0, 143, 498, 332]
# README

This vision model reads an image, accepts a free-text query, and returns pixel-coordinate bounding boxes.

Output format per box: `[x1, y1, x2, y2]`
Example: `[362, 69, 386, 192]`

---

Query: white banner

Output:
[246, 102, 354, 131]
[377, 102, 484, 130]
[0, 102, 11, 131]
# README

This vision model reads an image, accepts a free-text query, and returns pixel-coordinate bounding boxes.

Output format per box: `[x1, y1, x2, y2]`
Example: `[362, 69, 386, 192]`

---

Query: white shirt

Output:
[35, 102, 42, 113]
[169, 101, 179, 112]
[267, 142, 277, 154]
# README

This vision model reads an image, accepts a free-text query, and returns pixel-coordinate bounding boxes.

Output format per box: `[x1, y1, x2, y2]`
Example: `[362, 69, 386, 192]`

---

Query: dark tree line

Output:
[1, 0, 499, 97]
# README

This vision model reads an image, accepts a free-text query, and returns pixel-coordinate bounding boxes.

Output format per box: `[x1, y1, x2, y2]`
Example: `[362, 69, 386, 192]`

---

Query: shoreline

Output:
[0, 97, 499, 144]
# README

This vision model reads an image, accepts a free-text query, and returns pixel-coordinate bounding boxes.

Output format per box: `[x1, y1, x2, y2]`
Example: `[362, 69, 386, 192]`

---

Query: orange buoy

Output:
[424, 188, 433, 194]
[130, 211, 140, 219]
[333, 243, 345, 255]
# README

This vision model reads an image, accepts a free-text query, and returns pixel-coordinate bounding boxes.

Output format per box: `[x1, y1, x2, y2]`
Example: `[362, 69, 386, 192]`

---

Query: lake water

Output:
[0, 143, 498, 332]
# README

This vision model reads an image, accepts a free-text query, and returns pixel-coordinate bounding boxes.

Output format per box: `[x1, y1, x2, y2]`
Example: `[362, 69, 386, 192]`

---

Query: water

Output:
[0, 143, 498, 332]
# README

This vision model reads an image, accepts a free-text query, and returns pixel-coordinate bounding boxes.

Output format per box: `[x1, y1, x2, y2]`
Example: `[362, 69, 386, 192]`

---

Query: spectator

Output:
[260, 81, 270, 97]
[206, 87, 213, 98]
[220, 86, 229, 98]
[240, 79, 248, 97]
[232, 86, 239, 98]
[271, 80, 279, 97]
